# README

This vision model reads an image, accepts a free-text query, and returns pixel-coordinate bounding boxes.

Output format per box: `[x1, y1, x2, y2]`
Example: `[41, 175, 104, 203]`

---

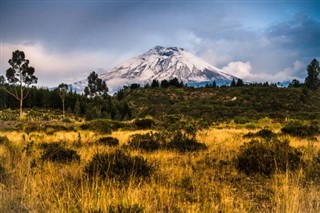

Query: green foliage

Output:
[305, 151, 320, 184]
[281, 121, 319, 137]
[40, 142, 80, 163]
[97, 137, 119, 146]
[128, 132, 162, 152]
[133, 118, 155, 129]
[234, 116, 250, 124]
[108, 203, 144, 213]
[84, 150, 152, 181]
[304, 58, 320, 90]
[84, 71, 108, 98]
[80, 119, 112, 134]
[235, 139, 303, 176]
[166, 131, 207, 152]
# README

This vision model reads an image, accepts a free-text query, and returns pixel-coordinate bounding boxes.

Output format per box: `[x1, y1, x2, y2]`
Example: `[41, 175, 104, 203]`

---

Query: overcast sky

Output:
[1, 0, 319, 87]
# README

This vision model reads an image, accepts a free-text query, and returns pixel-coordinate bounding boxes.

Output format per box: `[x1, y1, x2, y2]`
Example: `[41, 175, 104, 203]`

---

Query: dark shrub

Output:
[281, 121, 319, 137]
[108, 204, 144, 213]
[244, 129, 276, 140]
[97, 137, 119, 146]
[236, 139, 302, 176]
[40, 142, 80, 163]
[166, 132, 207, 152]
[128, 133, 161, 152]
[134, 118, 155, 129]
[0, 136, 9, 145]
[80, 119, 112, 134]
[84, 150, 151, 181]
[0, 164, 6, 182]
[305, 151, 320, 184]
[234, 116, 250, 124]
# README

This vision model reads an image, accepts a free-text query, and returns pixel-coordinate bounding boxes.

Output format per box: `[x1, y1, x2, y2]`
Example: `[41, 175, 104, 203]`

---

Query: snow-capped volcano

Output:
[72, 46, 238, 93]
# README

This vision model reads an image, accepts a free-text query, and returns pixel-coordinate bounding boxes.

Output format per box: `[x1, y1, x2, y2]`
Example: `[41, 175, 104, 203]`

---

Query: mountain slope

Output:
[72, 46, 238, 93]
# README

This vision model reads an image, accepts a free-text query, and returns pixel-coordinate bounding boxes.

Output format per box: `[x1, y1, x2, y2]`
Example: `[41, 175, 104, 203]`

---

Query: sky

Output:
[1, 0, 320, 87]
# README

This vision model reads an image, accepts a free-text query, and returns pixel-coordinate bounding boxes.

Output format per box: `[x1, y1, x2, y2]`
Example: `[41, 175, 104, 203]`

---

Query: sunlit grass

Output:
[0, 123, 319, 212]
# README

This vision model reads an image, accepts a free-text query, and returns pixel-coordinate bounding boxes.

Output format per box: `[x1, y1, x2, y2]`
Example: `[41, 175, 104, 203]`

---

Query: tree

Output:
[305, 58, 320, 90]
[230, 79, 236, 87]
[84, 71, 109, 118]
[151, 79, 160, 88]
[84, 71, 108, 98]
[236, 79, 245, 87]
[288, 79, 302, 88]
[58, 83, 68, 118]
[1, 50, 37, 119]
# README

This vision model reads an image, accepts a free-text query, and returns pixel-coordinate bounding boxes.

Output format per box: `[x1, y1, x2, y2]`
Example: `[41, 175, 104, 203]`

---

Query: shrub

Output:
[80, 119, 112, 134]
[0, 136, 9, 145]
[128, 133, 161, 152]
[244, 129, 276, 140]
[134, 118, 155, 129]
[281, 121, 319, 137]
[97, 137, 119, 146]
[305, 151, 320, 184]
[235, 139, 302, 176]
[0, 164, 6, 182]
[40, 142, 80, 163]
[108, 204, 144, 213]
[166, 132, 207, 152]
[84, 150, 151, 181]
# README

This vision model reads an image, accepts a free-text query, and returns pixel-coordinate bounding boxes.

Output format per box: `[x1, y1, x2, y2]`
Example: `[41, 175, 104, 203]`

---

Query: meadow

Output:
[0, 117, 319, 212]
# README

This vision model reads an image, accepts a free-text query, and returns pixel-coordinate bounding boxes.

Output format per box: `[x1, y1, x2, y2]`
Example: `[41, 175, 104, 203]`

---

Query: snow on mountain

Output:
[72, 46, 239, 94]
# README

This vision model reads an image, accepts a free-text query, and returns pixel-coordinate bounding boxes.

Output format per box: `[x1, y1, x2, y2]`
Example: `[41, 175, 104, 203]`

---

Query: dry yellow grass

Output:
[0, 125, 319, 212]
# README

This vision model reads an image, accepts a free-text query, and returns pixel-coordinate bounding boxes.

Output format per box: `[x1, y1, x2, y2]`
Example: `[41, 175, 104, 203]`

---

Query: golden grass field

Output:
[0, 121, 319, 212]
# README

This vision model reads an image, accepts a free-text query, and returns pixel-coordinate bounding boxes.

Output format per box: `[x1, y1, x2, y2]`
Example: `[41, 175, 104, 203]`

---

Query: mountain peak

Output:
[73, 46, 239, 94]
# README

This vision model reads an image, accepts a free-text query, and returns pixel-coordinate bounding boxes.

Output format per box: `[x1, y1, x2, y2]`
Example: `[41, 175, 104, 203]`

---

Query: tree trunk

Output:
[62, 99, 65, 118]
[19, 84, 23, 119]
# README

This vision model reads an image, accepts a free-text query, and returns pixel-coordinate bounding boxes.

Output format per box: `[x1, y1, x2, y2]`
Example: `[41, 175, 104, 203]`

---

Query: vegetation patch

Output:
[281, 120, 319, 137]
[80, 119, 113, 134]
[243, 129, 276, 140]
[133, 118, 156, 129]
[166, 132, 207, 152]
[235, 139, 303, 176]
[108, 203, 144, 213]
[0, 164, 6, 182]
[84, 150, 152, 181]
[97, 136, 119, 146]
[128, 132, 161, 151]
[40, 142, 80, 163]
[0, 135, 9, 145]
[305, 151, 320, 184]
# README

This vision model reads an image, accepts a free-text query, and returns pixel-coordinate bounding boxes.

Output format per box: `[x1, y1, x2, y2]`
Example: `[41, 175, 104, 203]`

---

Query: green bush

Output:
[281, 121, 319, 137]
[235, 139, 302, 176]
[166, 132, 207, 152]
[134, 118, 155, 129]
[305, 151, 320, 184]
[108, 203, 144, 213]
[40, 142, 80, 163]
[80, 119, 112, 134]
[128, 133, 161, 152]
[97, 137, 119, 146]
[84, 150, 152, 181]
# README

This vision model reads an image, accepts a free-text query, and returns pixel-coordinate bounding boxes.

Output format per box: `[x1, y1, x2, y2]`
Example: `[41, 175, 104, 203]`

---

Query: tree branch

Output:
[1, 85, 20, 101]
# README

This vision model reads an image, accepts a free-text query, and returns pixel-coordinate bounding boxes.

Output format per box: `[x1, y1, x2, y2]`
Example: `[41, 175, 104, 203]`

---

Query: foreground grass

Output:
[0, 125, 319, 212]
